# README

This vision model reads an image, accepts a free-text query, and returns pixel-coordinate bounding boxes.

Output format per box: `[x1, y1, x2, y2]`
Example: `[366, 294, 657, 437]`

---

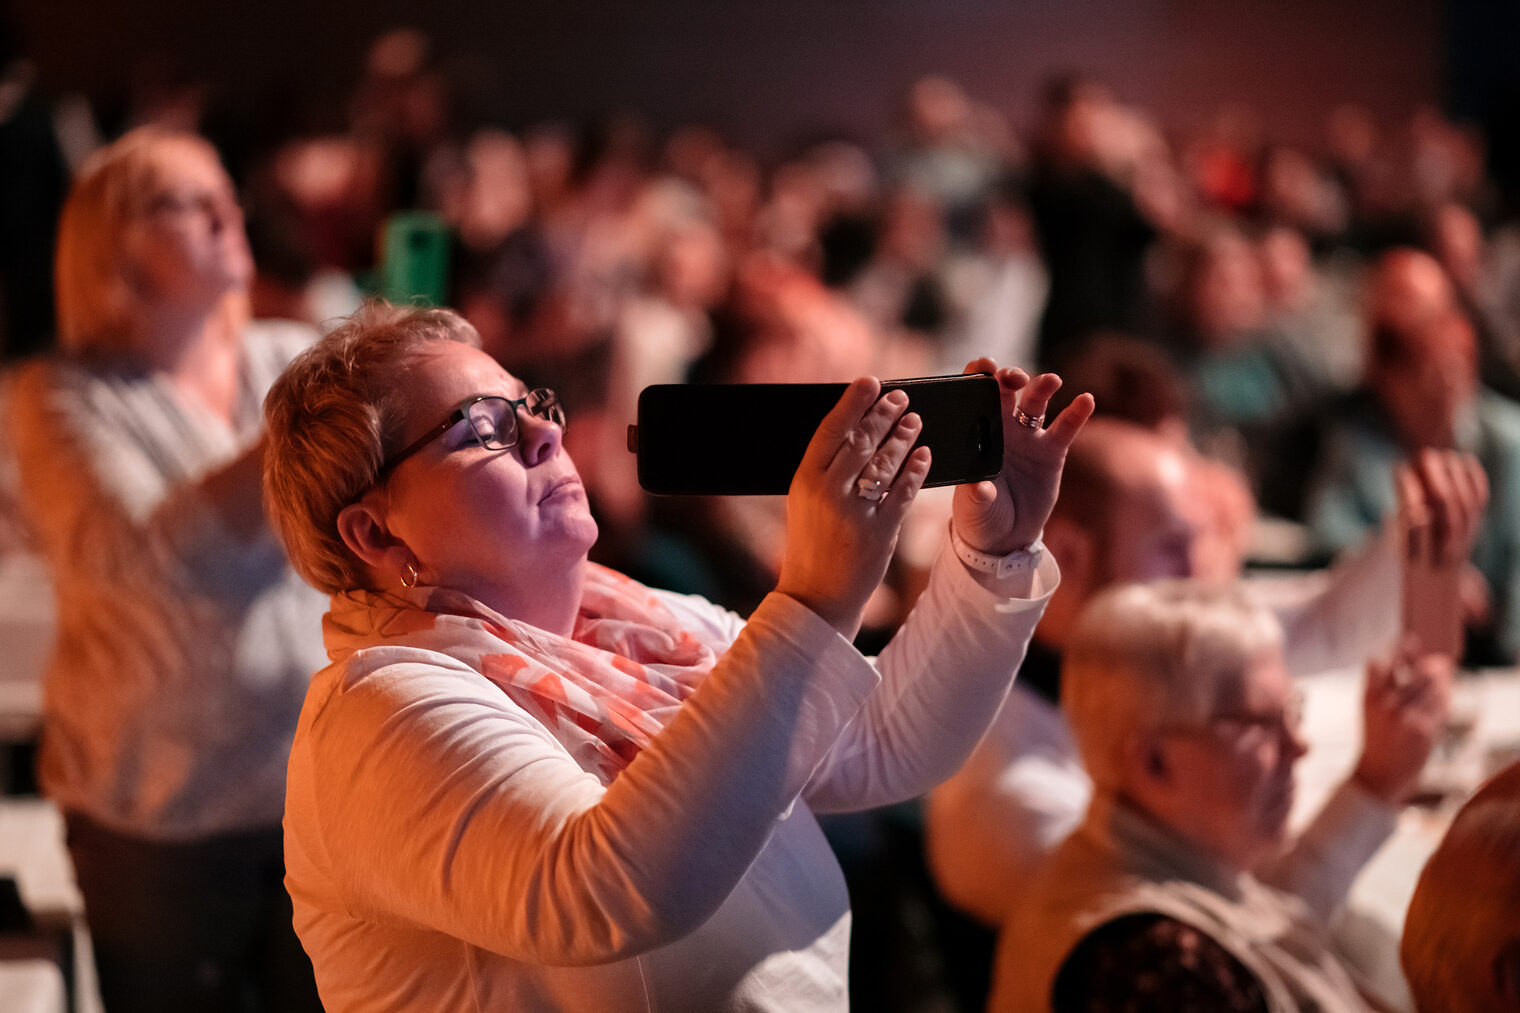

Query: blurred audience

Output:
[1400, 761, 1520, 1013]
[927, 417, 1480, 1005]
[936, 171, 1048, 375]
[0, 15, 69, 360]
[1163, 223, 1329, 517]
[1027, 75, 1167, 369]
[1422, 200, 1520, 403]
[5, 31, 1520, 1012]
[926, 419, 1453, 913]
[1307, 248, 1520, 662]
[990, 581, 1451, 1012]
[7, 127, 326, 1012]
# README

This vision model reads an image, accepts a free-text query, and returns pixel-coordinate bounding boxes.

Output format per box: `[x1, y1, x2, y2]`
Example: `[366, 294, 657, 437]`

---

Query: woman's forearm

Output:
[803, 544, 1057, 813]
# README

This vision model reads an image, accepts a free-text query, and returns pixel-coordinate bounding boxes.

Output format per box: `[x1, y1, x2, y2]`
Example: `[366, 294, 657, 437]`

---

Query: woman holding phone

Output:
[261, 300, 1092, 1011]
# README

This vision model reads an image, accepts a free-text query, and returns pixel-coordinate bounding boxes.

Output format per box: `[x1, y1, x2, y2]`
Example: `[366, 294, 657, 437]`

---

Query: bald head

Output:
[1054, 418, 1203, 587]
[1037, 419, 1209, 647]
[1367, 248, 1456, 339]
[1401, 762, 1520, 1012]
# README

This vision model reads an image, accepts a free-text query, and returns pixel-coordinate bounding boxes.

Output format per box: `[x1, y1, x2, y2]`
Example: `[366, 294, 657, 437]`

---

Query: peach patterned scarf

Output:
[323, 564, 725, 783]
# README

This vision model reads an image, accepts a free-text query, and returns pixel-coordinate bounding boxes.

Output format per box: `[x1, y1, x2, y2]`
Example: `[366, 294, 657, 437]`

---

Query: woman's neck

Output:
[138, 301, 242, 423]
[483, 557, 589, 638]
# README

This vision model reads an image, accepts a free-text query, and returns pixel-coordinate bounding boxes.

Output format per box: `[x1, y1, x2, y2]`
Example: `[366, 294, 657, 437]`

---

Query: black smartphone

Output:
[628, 374, 1004, 495]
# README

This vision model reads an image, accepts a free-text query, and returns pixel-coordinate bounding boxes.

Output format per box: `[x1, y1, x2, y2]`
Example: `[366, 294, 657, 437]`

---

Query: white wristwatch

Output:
[950, 526, 1045, 581]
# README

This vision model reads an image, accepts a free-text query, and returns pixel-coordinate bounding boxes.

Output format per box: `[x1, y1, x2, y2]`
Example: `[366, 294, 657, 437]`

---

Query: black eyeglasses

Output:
[378, 388, 566, 479]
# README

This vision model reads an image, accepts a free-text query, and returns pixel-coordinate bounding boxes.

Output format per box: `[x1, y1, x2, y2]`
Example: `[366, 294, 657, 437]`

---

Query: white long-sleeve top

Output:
[7, 322, 329, 839]
[285, 544, 1057, 1012]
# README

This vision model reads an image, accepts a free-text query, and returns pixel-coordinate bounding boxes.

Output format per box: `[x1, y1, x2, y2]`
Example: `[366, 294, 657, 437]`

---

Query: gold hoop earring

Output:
[401, 561, 419, 589]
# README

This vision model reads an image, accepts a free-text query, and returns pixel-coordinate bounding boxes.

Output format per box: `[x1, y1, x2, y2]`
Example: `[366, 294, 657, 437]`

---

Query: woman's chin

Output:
[564, 514, 600, 556]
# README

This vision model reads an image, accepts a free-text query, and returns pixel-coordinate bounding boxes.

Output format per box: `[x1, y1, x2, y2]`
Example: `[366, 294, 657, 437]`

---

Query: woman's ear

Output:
[337, 495, 409, 573]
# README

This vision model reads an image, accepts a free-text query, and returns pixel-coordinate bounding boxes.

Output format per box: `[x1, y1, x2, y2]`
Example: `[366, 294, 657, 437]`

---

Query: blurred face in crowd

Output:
[1147, 647, 1307, 870]
[1429, 202, 1485, 294]
[880, 187, 946, 271]
[656, 221, 729, 310]
[1050, 84, 1119, 168]
[1258, 226, 1313, 314]
[907, 76, 972, 143]
[1042, 421, 1213, 648]
[1096, 437, 1206, 587]
[1372, 312, 1478, 451]
[450, 129, 533, 251]
[1367, 248, 1455, 339]
[127, 139, 252, 308]
[1188, 231, 1267, 345]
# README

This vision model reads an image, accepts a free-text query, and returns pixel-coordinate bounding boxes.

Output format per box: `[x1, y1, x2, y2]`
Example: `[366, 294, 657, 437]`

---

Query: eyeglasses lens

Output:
[528, 389, 566, 431]
[466, 390, 565, 450]
[466, 399, 514, 450]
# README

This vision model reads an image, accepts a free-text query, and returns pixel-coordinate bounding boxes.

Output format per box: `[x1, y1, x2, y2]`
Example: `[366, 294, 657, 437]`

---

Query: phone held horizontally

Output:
[628, 373, 1005, 496]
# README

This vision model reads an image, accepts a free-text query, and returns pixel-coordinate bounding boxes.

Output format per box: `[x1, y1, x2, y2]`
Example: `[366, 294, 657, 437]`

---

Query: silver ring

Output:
[856, 476, 887, 501]
[1014, 409, 1044, 429]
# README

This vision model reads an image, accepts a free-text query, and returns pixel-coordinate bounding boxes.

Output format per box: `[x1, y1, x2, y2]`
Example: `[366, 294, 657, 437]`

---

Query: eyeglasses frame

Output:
[376, 388, 564, 482]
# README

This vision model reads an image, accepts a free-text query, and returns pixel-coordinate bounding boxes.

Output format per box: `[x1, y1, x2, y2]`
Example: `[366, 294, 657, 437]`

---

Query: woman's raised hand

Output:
[776, 377, 931, 639]
[951, 359, 1094, 555]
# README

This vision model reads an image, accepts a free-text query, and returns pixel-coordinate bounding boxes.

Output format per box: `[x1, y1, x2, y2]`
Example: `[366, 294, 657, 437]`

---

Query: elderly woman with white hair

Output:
[990, 581, 1451, 1013]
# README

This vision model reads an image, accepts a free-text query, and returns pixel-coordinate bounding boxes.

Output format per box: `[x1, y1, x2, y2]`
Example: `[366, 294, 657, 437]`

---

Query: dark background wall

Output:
[10, 0, 1450, 157]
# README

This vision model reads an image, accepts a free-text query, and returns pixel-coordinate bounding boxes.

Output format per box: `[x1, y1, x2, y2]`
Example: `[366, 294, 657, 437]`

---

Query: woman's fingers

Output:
[780, 378, 930, 639]
[1044, 391, 1096, 449]
[826, 387, 908, 474]
[853, 410, 922, 503]
[963, 357, 1028, 391]
[799, 376, 881, 475]
[1007, 370, 1063, 426]
[883, 445, 933, 515]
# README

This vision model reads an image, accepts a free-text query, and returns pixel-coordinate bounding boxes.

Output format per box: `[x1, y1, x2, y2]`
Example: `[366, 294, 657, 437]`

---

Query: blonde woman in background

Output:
[8, 127, 326, 1012]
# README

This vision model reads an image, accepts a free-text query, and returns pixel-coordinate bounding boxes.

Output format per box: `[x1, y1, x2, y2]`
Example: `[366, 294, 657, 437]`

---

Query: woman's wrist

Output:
[949, 523, 1044, 581]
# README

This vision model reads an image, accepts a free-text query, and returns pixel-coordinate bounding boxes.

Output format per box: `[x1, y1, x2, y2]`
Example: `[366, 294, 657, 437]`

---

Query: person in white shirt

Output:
[260, 300, 1094, 1012]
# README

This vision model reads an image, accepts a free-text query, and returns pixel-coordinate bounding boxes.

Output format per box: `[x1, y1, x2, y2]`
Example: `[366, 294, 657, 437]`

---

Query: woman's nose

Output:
[516, 410, 563, 466]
